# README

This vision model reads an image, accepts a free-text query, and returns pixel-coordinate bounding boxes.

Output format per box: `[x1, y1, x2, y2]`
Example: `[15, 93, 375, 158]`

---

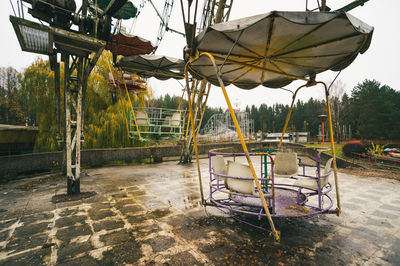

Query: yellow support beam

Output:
[106, 61, 130, 138]
[118, 68, 142, 141]
[319, 81, 342, 215]
[184, 65, 205, 205]
[278, 84, 307, 149]
[197, 52, 280, 242]
[277, 80, 341, 215]
[184, 80, 198, 139]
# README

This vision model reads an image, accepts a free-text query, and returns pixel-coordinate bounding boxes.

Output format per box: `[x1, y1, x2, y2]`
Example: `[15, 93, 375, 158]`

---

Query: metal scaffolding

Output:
[200, 110, 254, 139]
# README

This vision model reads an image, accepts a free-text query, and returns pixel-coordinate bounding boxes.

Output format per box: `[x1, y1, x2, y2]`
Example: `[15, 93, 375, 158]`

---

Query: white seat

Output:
[135, 111, 150, 126]
[211, 155, 227, 186]
[170, 112, 181, 127]
[273, 152, 298, 178]
[163, 115, 172, 126]
[226, 161, 256, 195]
[294, 158, 333, 190]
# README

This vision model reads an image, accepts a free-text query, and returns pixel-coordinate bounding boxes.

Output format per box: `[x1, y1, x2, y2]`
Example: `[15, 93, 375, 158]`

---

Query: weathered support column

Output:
[64, 55, 84, 195]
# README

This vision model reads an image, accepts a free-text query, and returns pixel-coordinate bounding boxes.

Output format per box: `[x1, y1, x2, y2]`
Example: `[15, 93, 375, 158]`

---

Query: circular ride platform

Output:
[211, 187, 331, 218]
[208, 148, 335, 228]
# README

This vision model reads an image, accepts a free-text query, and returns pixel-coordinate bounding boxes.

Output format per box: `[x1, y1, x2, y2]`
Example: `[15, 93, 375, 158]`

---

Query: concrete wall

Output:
[0, 142, 261, 179]
[0, 151, 63, 178]
[0, 142, 358, 179]
[262, 142, 357, 168]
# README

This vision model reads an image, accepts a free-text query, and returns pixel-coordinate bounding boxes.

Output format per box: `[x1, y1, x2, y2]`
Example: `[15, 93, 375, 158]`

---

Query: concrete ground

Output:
[0, 158, 399, 265]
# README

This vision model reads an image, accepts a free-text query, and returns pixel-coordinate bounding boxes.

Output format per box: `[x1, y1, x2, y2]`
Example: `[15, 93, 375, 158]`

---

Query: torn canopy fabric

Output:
[89, 0, 137, 20]
[105, 32, 155, 56]
[187, 11, 374, 89]
[118, 55, 185, 80]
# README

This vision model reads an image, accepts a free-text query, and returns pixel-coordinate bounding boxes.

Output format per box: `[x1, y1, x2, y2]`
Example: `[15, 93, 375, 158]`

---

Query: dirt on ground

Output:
[339, 167, 400, 180]
[1, 159, 400, 265]
[297, 154, 400, 181]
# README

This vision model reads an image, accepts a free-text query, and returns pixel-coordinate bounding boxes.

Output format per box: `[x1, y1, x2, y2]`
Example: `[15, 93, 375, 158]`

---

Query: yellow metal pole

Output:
[119, 68, 142, 141]
[184, 65, 205, 204]
[176, 88, 186, 111]
[199, 52, 280, 241]
[277, 84, 307, 149]
[318, 81, 342, 215]
[185, 81, 197, 139]
[106, 62, 130, 138]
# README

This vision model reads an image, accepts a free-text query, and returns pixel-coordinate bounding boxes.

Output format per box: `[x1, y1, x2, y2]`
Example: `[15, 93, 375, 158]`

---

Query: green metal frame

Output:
[251, 148, 279, 191]
[129, 107, 185, 139]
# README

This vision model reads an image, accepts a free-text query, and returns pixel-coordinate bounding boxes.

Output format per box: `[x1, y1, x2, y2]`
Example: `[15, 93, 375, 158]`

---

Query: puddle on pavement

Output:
[2, 159, 400, 265]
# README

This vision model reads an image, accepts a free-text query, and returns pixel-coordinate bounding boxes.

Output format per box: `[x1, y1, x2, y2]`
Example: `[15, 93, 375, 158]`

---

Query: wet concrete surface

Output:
[0, 158, 399, 265]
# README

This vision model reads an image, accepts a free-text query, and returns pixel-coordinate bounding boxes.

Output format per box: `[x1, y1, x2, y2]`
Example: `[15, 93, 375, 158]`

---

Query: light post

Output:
[318, 114, 328, 145]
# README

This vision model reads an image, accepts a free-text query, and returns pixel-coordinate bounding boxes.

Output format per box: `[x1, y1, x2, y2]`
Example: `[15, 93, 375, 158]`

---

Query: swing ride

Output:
[114, 1, 373, 240]
[114, 54, 186, 140]
[183, 5, 373, 241]
[9, 0, 374, 241]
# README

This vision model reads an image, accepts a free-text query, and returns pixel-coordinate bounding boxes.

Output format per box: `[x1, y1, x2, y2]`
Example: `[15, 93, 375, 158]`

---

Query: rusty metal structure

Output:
[179, 0, 234, 164]
[199, 110, 254, 140]
[10, 0, 137, 194]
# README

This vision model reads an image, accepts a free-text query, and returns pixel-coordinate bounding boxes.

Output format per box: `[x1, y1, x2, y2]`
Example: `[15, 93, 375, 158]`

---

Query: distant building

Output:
[295, 132, 309, 143]
[0, 67, 19, 90]
[262, 132, 309, 143]
[263, 133, 290, 143]
[0, 124, 38, 156]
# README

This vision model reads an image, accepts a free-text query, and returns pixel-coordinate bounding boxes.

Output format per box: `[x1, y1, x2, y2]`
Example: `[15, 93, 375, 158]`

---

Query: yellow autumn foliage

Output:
[19, 51, 153, 152]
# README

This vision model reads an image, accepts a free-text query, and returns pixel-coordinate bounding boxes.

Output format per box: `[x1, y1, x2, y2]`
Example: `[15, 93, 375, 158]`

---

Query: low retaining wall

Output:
[0, 142, 260, 179]
[0, 142, 358, 179]
[299, 147, 356, 168]
[262, 142, 360, 168]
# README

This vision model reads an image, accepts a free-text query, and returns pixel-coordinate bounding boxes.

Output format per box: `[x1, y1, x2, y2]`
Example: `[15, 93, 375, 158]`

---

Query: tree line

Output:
[1, 52, 399, 153]
[152, 80, 400, 142]
[244, 79, 400, 141]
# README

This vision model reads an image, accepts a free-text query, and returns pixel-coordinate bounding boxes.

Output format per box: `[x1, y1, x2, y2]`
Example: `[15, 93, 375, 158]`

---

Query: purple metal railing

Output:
[208, 147, 335, 229]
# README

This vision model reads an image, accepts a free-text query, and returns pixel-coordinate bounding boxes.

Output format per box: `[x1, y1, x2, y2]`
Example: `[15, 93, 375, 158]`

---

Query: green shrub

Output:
[342, 142, 366, 157]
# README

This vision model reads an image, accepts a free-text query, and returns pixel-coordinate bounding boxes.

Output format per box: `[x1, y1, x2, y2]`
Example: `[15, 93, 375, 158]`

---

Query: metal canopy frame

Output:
[118, 55, 186, 80]
[187, 11, 373, 90]
[10, 16, 106, 57]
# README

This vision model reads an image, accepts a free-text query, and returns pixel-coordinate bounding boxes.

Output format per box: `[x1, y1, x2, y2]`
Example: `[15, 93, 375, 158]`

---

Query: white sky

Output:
[1, 0, 399, 109]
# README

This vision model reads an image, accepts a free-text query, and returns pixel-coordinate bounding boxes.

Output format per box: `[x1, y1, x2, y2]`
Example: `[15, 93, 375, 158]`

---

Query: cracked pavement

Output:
[0, 158, 399, 265]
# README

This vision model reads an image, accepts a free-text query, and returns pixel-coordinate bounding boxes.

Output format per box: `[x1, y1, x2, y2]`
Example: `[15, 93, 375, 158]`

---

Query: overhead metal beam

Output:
[336, 0, 370, 12]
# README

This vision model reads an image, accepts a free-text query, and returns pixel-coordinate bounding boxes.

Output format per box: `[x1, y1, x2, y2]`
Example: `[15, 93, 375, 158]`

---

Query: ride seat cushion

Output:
[163, 116, 172, 126]
[226, 161, 255, 195]
[274, 152, 298, 176]
[135, 111, 150, 125]
[170, 113, 181, 127]
[211, 155, 226, 175]
[211, 155, 227, 186]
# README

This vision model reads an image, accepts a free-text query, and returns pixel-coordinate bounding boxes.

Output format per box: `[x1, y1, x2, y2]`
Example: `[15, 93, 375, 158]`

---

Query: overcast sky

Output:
[1, 0, 399, 109]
